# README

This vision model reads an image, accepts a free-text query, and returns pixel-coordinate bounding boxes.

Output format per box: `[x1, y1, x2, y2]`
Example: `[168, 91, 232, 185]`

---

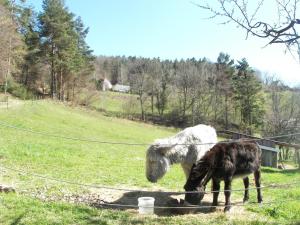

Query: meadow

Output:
[0, 99, 299, 225]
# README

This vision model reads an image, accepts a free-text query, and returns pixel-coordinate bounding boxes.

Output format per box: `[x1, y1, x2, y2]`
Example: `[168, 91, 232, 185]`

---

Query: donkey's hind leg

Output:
[254, 170, 263, 203]
[243, 177, 250, 203]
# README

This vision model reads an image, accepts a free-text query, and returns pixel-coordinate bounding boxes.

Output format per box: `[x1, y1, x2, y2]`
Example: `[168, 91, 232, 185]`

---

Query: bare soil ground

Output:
[16, 185, 264, 219]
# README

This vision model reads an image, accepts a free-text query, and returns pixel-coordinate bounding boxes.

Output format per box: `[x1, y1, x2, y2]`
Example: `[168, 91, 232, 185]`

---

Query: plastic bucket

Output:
[138, 197, 155, 214]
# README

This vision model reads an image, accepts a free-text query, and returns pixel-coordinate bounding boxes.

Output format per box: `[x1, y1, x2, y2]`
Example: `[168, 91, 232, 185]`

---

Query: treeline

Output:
[95, 55, 300, 140]
[0, 0, 94, 100]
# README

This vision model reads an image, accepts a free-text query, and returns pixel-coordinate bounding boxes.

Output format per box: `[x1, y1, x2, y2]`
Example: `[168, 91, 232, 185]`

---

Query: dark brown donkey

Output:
[184, 141, 263, 212]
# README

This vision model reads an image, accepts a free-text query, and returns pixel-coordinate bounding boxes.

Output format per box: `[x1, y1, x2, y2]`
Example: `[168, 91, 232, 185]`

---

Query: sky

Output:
[25, 0, 300, 86]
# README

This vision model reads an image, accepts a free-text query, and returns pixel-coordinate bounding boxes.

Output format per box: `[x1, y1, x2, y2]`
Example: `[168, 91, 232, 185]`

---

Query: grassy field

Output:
[0, 99, 300, 225]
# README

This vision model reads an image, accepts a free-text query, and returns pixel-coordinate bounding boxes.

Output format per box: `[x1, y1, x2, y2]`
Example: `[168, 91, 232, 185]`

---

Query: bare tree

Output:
[194, 0, 300, 59]
[0, 3, 24, 94]
[174, 60, 200, 120]
[129, 59, 149, 121]
[264, 76, 300, 160]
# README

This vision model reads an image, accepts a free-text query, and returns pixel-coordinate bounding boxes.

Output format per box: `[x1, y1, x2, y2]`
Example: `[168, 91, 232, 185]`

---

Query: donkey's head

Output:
[184, 162, 212, 205]
[145, 144, 175, 183]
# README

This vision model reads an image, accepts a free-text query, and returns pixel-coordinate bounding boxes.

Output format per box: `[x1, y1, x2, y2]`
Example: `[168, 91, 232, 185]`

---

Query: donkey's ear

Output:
[158, 144, 176, 155]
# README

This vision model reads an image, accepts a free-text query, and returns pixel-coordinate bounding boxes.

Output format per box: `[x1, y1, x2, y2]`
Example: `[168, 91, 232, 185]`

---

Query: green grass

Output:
[0, 100, 300, 224]
[0, 100, 182, 191]
[1, 193, 288, 225]
[90, 91, 140, 113]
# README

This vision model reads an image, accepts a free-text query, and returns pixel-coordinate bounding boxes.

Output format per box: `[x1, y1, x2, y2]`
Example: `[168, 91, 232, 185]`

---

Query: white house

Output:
[112, 84, 130, 93]
[102, 78, 112, 91]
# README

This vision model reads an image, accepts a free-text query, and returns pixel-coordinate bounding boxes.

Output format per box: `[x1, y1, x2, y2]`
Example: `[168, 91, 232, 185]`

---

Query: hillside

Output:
[0, 100, 300, 225]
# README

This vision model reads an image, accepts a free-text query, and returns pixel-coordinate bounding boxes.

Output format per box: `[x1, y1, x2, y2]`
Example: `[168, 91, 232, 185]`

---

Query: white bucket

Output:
[138, 197, 155, 214]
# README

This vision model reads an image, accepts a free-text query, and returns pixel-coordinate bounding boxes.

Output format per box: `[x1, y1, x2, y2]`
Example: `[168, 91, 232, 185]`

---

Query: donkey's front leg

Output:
[212, 178, 220, 207]
[224, 178, 232, 212]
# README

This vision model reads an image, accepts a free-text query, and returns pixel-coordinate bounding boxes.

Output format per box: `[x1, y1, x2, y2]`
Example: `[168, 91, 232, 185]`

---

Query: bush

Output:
[6, 80, 35, 99]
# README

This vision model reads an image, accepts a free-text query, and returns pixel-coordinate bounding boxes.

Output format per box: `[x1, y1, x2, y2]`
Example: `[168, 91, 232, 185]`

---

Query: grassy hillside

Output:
[0, 100, 182, 190]
[0, 100, 300, 225]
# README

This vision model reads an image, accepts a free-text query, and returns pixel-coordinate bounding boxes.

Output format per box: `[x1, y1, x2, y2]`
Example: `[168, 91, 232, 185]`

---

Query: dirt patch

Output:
[19, 186, 250, 216]
[72, 187, 252, 216]
[13, 185, 268, 222]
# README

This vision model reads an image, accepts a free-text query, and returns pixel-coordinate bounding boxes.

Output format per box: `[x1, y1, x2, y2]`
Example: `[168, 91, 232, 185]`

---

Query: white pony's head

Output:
[145, 144, 174, 183]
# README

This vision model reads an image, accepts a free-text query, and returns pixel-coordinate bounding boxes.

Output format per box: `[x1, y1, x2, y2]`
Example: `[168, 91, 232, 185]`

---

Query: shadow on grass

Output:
[10, 213, 26, 225]
[262, 168, 300, 175]
[91, 190, 216, 216]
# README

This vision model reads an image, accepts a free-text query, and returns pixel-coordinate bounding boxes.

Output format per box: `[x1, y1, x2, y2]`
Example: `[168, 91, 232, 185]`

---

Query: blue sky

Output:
[26, 0, 300, 86]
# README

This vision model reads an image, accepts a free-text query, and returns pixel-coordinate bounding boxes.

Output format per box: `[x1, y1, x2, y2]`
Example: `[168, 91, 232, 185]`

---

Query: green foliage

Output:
[38, 0, 94, 99]
[6, 79, 34, 99]
[232, 58, 265, 133]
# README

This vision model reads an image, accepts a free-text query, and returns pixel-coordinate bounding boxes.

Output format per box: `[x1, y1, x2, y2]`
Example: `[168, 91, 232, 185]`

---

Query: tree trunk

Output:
[59, 69, 64, 101]
[225, 94, 229, 130]
[139, 93, 145, 121]
[5, 36, 12, 96]
[151, 93, 154, 115]
[51, 44, 54, 98]
[72, 79, 76, 101]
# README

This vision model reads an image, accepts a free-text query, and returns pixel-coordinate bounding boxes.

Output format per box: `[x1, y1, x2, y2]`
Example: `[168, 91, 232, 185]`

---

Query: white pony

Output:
[146, 124, 217, 183]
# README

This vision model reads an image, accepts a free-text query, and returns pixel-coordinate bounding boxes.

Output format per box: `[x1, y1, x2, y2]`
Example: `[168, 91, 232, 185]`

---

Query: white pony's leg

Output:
[181, 163, 193, 179]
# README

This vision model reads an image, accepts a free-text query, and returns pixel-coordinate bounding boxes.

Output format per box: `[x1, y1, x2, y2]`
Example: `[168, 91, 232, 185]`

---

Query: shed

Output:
[112, 84, 130, 93]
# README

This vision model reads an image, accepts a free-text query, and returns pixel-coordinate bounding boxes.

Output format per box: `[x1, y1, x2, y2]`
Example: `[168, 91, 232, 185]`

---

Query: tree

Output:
[155, 60, 171, 116]
[263, 77, 300, 160]
[146, 59, 171, 117]
[232, 58, 265, 133]
[216, 52, 235, 129]
[129, 58, 149, 121]
[174, 60, 199, 120]
[0, 1, 24, 94]
[19, 6, 41, 89]
[39, 0, 93, 100]
[195, 0, 300, 59]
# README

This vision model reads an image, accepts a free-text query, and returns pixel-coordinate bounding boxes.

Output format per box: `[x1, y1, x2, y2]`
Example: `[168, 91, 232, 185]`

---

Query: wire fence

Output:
[0, 120, 300, 147]
[1, 120, 300, 210]
[96, 199, 300, 209]
[1, 164, 300, 195]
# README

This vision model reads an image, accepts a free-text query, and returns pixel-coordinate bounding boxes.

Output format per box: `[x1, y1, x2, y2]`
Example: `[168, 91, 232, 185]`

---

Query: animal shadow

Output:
[92, 190, 215, 216]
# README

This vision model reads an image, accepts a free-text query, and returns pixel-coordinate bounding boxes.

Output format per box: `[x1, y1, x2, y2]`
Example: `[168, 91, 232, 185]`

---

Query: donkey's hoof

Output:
[243, 198, 249, 203]
[224, 206, 231, 213]
[210, 206, 217, 212]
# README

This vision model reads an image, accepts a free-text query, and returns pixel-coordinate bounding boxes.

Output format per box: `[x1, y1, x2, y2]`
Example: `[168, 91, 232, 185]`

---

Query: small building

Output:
[102, 78, 112, 91]
[112, 84, 130, 93]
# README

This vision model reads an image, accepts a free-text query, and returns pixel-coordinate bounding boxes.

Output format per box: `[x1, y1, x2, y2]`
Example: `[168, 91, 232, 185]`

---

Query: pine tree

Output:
[39, 0, 93, 100]
[232, 58, 265, 133]
[19, 6, 41, 89]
